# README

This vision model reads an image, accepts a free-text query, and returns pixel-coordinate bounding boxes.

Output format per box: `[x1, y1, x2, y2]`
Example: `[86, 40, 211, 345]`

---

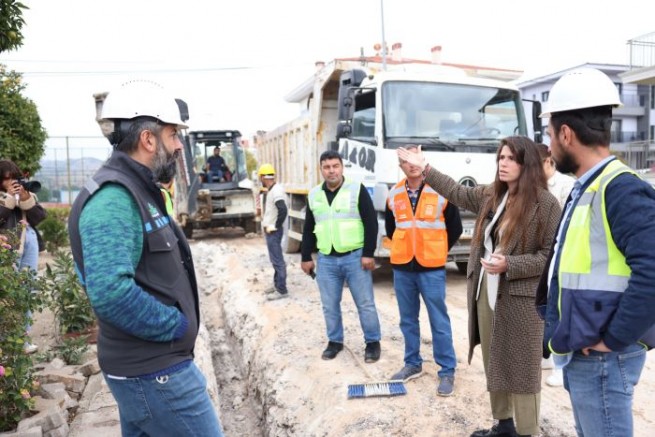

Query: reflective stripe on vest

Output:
[308, 180, 364, 254]
[388, 180, 448, 267]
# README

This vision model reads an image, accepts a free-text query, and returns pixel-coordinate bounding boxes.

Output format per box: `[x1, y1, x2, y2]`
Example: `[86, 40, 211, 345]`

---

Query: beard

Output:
[553, 149, 578, 175]
[152, 139, 179, 183]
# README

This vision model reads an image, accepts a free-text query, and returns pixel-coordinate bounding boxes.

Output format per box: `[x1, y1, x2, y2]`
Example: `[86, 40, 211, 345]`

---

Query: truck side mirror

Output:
[532, 101, 543, 143]
[336, 122, 352, 140]
[175, 99, 190, 122]
[337, 69, 366, 121]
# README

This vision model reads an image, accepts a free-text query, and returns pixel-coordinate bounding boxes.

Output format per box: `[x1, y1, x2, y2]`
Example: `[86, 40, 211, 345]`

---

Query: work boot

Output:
[470, 419, 518, 437]
[364, 341, 381, 363]
[263, 286, 277, 294]
[321, 341, 343, 360]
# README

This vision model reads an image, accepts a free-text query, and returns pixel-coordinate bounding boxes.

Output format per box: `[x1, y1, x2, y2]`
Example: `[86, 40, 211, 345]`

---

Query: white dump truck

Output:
[257, 55, 541, 272]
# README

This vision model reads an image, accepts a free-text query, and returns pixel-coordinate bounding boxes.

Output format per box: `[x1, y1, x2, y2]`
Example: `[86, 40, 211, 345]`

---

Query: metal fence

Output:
[628, 31, 655, 69]
[33, 136, 111, 205]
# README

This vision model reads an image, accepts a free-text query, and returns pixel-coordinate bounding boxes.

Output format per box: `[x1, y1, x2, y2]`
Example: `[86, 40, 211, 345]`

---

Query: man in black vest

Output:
[68, 80, 223, 436]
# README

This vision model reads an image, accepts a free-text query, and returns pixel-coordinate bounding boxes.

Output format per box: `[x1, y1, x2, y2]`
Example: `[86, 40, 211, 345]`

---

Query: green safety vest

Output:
[308, 180, 364, 255]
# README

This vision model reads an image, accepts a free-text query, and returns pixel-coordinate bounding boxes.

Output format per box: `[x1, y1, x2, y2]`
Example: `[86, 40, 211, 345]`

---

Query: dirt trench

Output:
[190, 230, 655, 437]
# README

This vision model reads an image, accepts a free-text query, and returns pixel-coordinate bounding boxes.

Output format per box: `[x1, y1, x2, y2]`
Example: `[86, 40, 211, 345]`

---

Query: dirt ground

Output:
[30, 232, 655, 436]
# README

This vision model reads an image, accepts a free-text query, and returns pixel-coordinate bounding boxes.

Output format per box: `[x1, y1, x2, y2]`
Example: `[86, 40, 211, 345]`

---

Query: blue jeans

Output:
[208, 170, 223, 182]
[392, 268, 456, 377]
[316, 249, 381, 343]
[19, 225, 39, 272]
[563, 343, 646, 437]
[104, 362, 223, 437]
[265, 228, 287, 293]
[20, 226, 39, 333]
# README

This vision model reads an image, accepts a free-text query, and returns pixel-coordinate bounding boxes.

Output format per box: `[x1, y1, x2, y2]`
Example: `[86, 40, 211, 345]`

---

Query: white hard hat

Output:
[101, 80, 188, 129]
[540, 67, 623, 118]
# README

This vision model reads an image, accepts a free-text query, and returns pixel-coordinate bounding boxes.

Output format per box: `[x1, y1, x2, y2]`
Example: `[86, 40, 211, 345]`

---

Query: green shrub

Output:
[44, 206, 70, 223]
[53, 337, 89, 365]
[38, 206, 71, 252]
[38, 217, 67, 252]
[43, 250, 95, 335]
[0, 235, 47, 431]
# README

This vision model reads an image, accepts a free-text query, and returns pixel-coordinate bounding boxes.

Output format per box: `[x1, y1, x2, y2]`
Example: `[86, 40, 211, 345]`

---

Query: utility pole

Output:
[380, 0, 387, 71]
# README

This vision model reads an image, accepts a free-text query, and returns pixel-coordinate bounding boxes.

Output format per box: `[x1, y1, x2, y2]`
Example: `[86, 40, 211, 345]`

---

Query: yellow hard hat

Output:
[258, 163, 275, 176]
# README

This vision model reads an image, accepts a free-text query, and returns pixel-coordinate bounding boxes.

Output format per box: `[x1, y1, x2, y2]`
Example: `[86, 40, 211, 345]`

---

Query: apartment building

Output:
[517, 61, 654, 169]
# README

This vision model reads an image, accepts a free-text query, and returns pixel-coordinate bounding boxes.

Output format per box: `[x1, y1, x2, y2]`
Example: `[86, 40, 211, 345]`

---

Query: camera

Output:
[17, 178, 41, 193]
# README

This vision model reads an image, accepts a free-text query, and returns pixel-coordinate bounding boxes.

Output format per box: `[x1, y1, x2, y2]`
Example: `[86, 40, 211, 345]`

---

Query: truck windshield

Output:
[380, 81, 525, 151]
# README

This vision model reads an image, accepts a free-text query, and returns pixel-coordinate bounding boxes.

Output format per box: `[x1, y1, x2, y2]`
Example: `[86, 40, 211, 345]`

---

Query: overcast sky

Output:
[1, 0, 653, 144]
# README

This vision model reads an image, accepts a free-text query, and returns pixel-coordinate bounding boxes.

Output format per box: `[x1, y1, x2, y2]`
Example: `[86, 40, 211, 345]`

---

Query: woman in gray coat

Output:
[398, 136, 561, 437]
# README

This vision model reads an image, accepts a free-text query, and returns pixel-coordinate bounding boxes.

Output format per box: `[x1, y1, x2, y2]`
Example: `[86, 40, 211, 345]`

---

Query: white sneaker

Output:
[546, 368, 564, 387]
[541, 357, 554, 370]
[24, 343, 38, 354]
[266, 290, 289, 301]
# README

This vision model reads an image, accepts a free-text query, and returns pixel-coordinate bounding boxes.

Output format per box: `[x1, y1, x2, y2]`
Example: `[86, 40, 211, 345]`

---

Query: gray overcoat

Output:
[424, 168, 561, 394]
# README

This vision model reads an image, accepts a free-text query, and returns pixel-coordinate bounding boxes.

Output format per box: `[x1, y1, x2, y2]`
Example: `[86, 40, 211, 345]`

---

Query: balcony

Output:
[614, 93, 646, 116]
[610, 139, 655, 170]
[611, 131, 646, 143]
[620, 31, 655, 85]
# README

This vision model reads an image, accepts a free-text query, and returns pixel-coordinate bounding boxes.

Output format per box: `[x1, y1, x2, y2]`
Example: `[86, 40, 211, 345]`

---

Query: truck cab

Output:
[336, 67, 540, 272]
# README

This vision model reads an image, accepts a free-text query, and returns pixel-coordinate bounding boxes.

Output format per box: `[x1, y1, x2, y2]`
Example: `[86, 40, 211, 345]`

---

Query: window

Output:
[614, 82, 623, 95]
[351, 90, 376, 140]
[541, 91, 549, 102]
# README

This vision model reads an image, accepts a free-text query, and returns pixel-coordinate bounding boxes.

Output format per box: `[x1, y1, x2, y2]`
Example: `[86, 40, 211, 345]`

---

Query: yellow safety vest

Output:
[160, 188, 174, 217]
[551, 159, 635, 353]
[308, 180, 364, 255]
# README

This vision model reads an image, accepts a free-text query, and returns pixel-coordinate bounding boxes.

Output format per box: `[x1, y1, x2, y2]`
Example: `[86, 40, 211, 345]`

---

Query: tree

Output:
[245, 148, 258, 177]
[0, 0, 27, 53]
[0, 65, 47, 176]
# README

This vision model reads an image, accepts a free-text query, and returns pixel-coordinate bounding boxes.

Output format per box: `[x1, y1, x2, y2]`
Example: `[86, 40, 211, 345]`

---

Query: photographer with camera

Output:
[0, 159, 46, 354]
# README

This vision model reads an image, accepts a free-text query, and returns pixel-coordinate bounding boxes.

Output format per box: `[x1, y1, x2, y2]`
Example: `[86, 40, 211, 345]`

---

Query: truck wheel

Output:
[456, 262, 467, 275]
[243, 220, 256, 234]
[284, 235, 301, 253]
[182, 222, 194, 239]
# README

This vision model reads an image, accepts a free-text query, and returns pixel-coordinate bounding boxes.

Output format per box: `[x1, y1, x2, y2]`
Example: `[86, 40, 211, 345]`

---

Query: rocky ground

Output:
[29, 229, 655, 436]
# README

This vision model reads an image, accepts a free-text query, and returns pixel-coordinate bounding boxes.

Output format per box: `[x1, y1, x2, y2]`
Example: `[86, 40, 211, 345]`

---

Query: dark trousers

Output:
[265, 229, 287, 293]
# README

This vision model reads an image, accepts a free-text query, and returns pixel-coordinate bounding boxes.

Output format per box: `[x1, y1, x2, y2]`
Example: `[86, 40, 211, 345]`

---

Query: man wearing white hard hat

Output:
[536, 68, 655, 437]
[68, 80, 224, 436]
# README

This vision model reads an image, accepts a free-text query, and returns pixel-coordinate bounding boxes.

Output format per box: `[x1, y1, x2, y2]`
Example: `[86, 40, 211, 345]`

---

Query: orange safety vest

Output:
[388, 180, 448, 267]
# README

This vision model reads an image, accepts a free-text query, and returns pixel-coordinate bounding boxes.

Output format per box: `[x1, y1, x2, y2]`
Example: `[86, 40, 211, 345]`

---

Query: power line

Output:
[0, 62, 312, 77]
